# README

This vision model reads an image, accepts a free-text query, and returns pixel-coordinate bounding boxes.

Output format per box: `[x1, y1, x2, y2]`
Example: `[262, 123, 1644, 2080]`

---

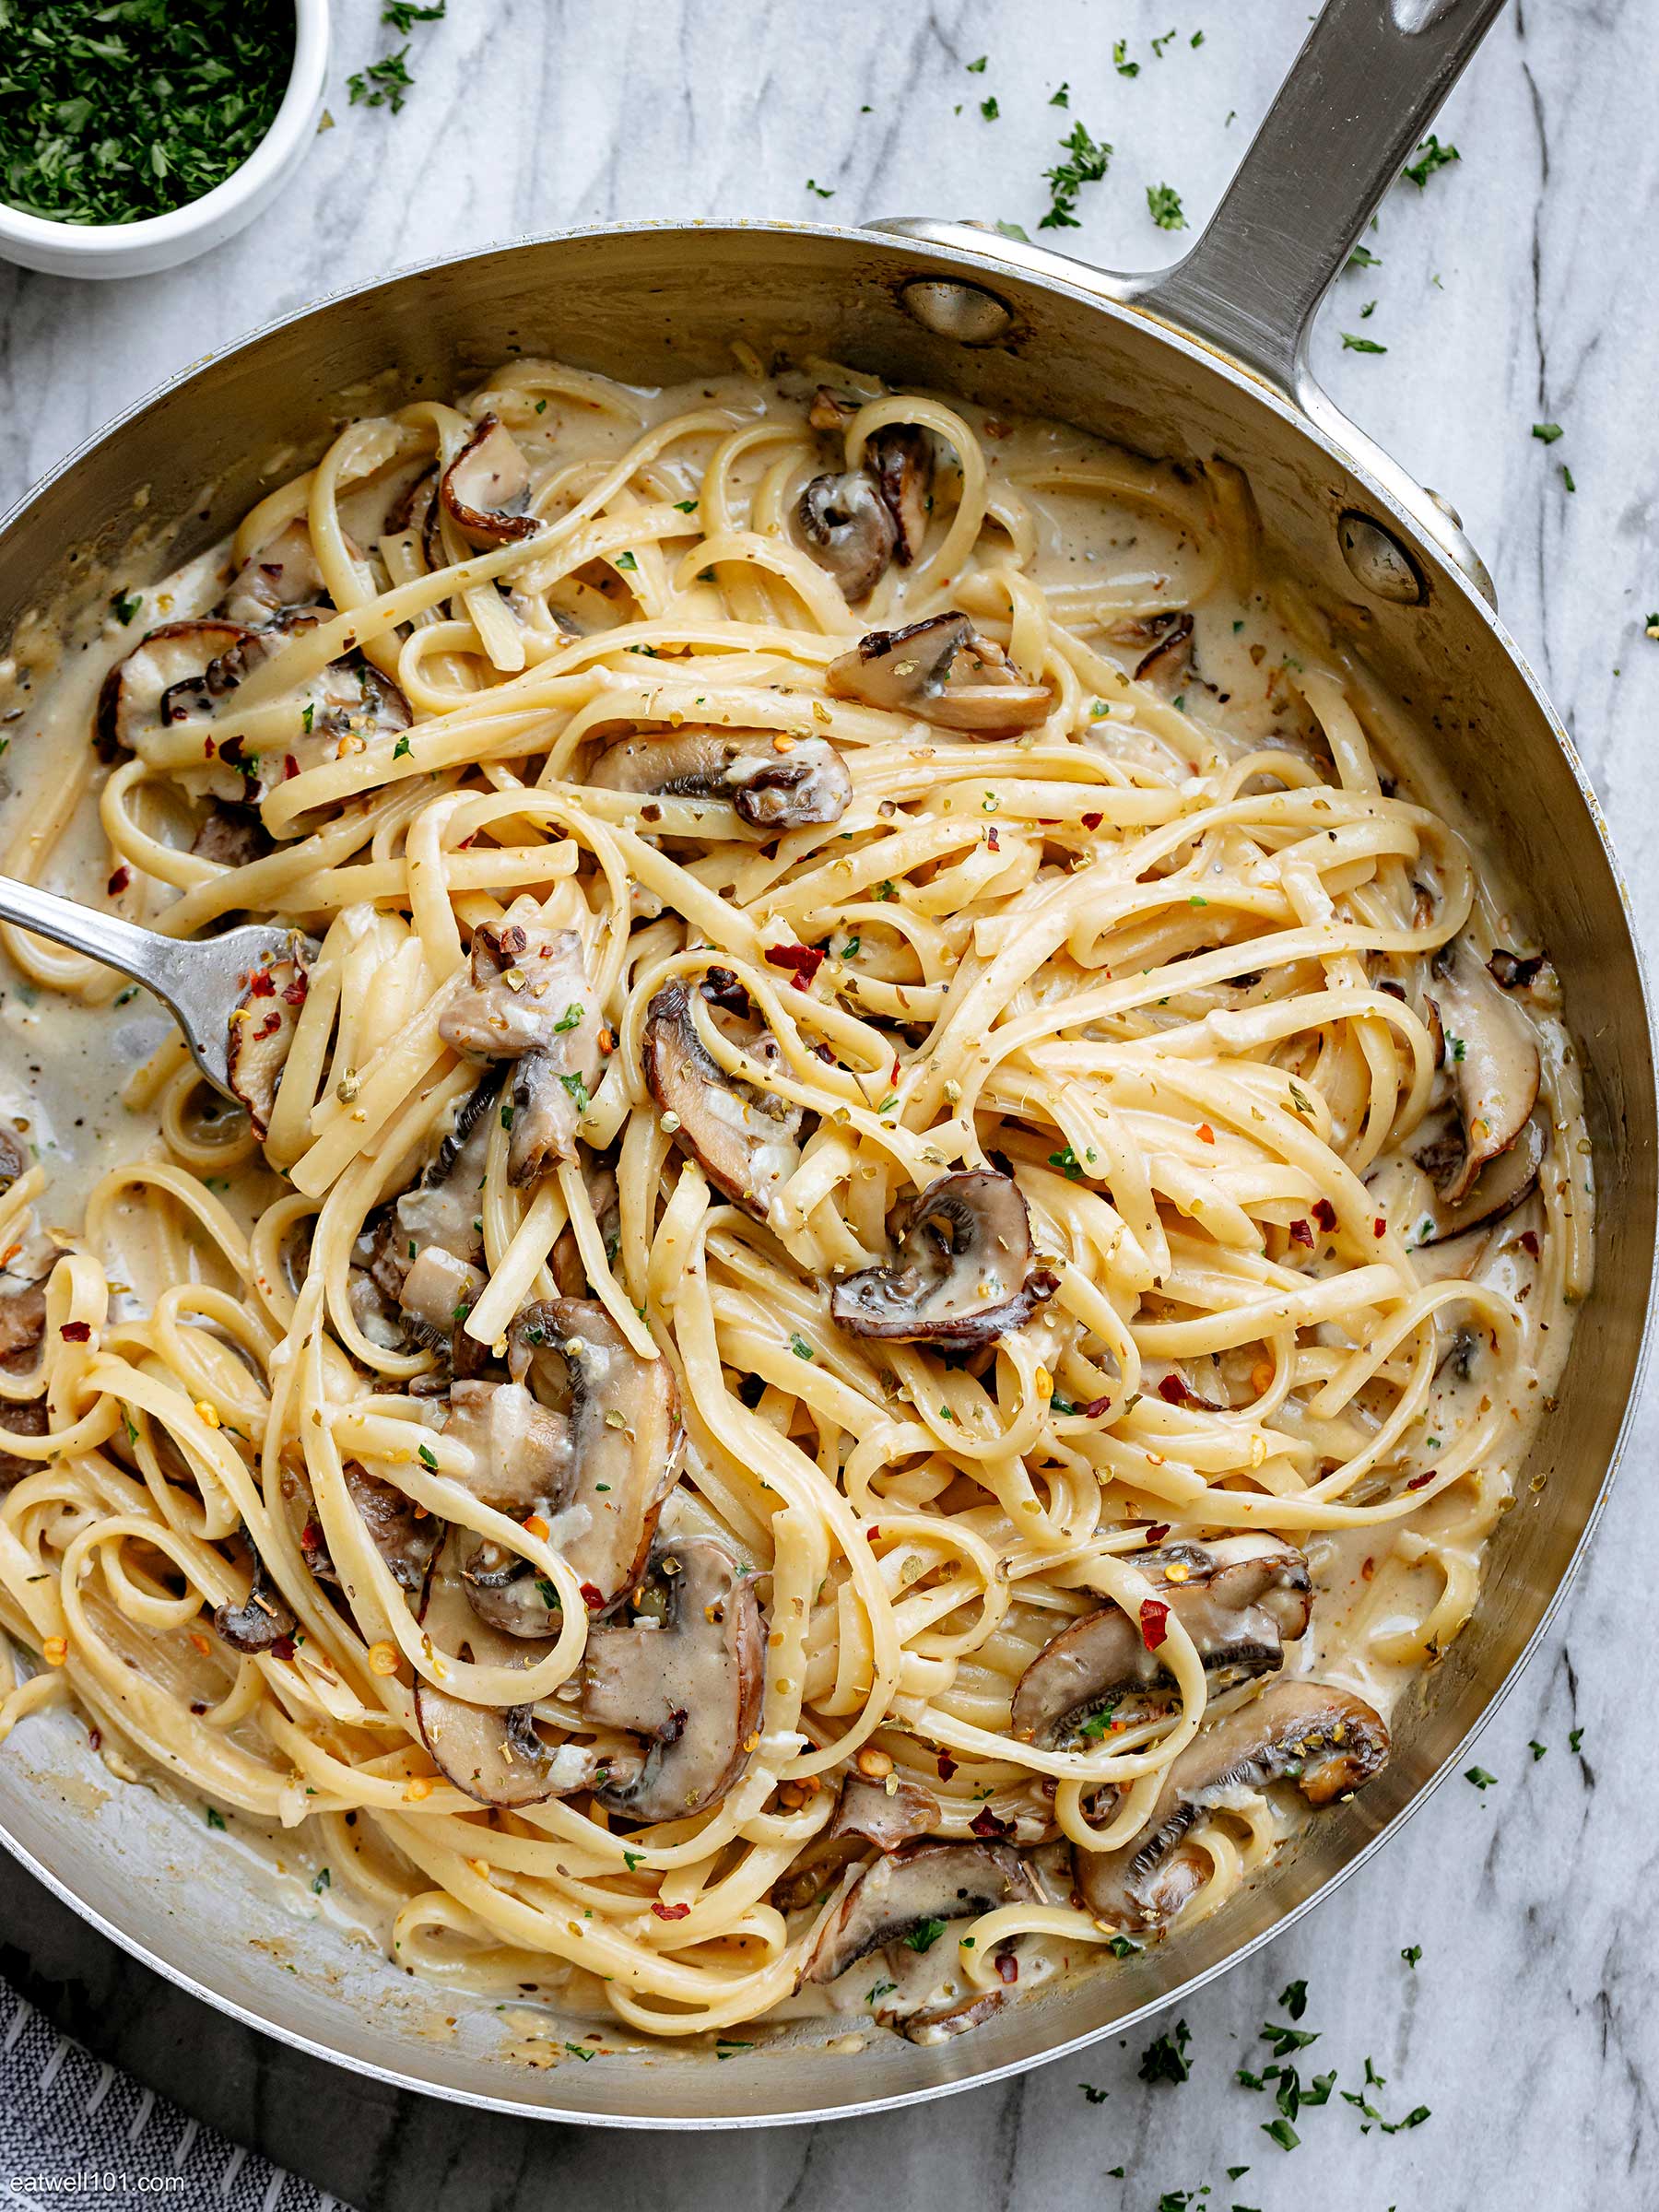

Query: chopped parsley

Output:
[714, 2040, 754, 2060]
[994, 219, 1030, 242]
[1138, 2017, 1193, 2084]
[1080, 2082, 1109, 2103]
[1106, 1933, 1140, 1958]
[613, 549, 638, 571]
[1041, 121, 1112, 230]
[1147, 182, 1186, 229]
[623, 1851, 644, 1871]
[392, 732, 411, 761]
[1051, 82, 1070, 106]
[1533, 422, 1564, 444]
[1260, 2018, 1319, 2060]
[789, 1332, 814, 1360]
[1342, 333, 1388, 354]
[1261, 2116, 1300, 2152]
[559, 1071, 591, 1112]
[552, 1002, 586, 1032]
[673, 499, 698, 512]
[1112, 39, 1139, 76]
[205, 1805, 227, 1830]
[111, 590, 142, 625]
[1401, 1943, 1422, 1967]
[1403, 134, 1459, 187]
[867, 1979, 898, 2003]
[1346, 243, 1382, 271]
[1571, 1725, 1584, 1751]
[564, 2041, 595, 2062]
[312, 1866, 331, 1893]
[348, 46, 416, 115]
[1047, 1143, 1083, 1181]
[805, 179, 834, 199]
[418, 1443, 438, 1471]
[1561, 464, 1577, 493]
[902, 1918, 947, 1954]
[980, 97, 1000, 121]
[1277, 1978, 1308, 2019]
[966, 54, 987, 71]
[1464, 1765, 1497, 1790]
[382, 0, 445, 28]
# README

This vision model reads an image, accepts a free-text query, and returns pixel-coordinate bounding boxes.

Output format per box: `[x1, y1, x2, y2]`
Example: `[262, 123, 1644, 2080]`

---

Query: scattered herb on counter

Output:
[1051, 81, 1070, 106]
[1401, 1943, 1422, 1967]
[1533, 421, 1564, 443]
[1261, 2115, 1300, 2151]
[1464, 1764, 1497, 1789]
[994, 219, 1030, 242]
[966, 53, 987, 71]
[806, 178, 834, 198]
[1359, 299, 1377, 318]
[382, 0, 444, 28]
[347, 45, 415, 115]
[1561, 464, 1577, 493]
[1403, 133, 1459, 187]
[1041, 121, 1112, 229]
[980, 96, 1000, 121]
[0, 0, 294, 226]
[1080, 2082, 1109, 2103]
[1138, 2017, 1193, 2084]
[1150, 27, 1180, 57]
[1570, 1725, 1584, 1750]
[1342, 333, 1388, 354]
[1278, 1977, 1309, 2019]
[1346, 242, 1382, 270]
[1113, 39, 1139, 76]
[1147, 182, 1186, 229]
[1529, 1739, 1547, 1759]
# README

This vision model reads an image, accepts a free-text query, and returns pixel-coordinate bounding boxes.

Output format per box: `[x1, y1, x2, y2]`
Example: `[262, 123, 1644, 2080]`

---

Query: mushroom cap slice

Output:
[226, 950, 310, 1141]
[212, 1541, 297, 1655]
[1429, 944, 1542, 1206]
[641, 978, 804, 1223]
[868, 425, 934, 566]
[506, 1295, 683, 1609]
[828, 1772, 942, 1850]
[589, 728, 852, 832]
[0, 1398, 48, 1488]
[221, 520, 328, 627]
[830, 1169, 1058, 1347]
[459, 1537, 560, 1639]
[413, 1554, 599, 1807]
[1074, 1678, 1390, 1930]
[393, 1071, 500, 1273]
[582, 1533, 764, 1822]
[1010, 1538, 1312, 1747]
[439, 414, 540, 547]
[802, 1839, 1037, 1985]
[1115, 609, 1195, 689]
[1412, 1106, 1547, 1248]
[96, 619, 256, 759]
[442, 1377, 574, 1519]
[191, 801, 272, 869]
[826, 614, 1052, 734]
[797, 469, 898, 601]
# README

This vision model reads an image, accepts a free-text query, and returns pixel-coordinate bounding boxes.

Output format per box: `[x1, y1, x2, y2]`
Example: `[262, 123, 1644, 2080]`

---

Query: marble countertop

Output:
[3, 2, 1656, 2206]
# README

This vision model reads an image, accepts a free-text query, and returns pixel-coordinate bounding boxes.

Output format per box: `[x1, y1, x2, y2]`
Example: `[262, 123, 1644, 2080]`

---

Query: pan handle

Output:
[876, 0, 1508, 597]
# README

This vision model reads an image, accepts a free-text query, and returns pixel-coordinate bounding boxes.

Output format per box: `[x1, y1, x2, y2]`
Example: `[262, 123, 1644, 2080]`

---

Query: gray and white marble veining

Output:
[3, 2, 1658, 2206]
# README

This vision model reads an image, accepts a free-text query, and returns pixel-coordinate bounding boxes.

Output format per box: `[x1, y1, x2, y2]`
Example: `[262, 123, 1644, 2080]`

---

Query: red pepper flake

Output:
[651, 1900, 691, 1921]
[580, 1583, 605, 1611]
[1520, 1229, 1540, 1257]
[764, 942, 825, 991]
[256, 1011, 281, 1040]
[1312, 1198, 1337, 1232]
[970, 1805, 1013, 1840]
[270, 1635, 296, 1662]
[203, 736, 217, 759]
[1141, 1524, 1171, 1545]
[1139, 1598, 1170, 1651]
[60, 1321, 91, 1342]
[1081, 811, 1103, 831]
[815, 1041, 838, 1064]
[1157, 1374, 1190, 1406]
[1196, 1123, 1216, 1145]
[987, 826, 1000, 850]
[866, 1526, 879, 1545]
[1406, 1470, 1435, 1491]
[283, 753, 300, 780]
[282, 971, 309, 1007]
[1360, 1556, 1375, 1581]
[995, 1950, 1019, 1985]
[936, 1751, 958, 1783]
[106, 865, 130, 896]
[87, 1726, 102, 1752]
[1083, 1394, 1112, 1419]
[1372, 1216, 1386, 1238]
[1288, 1218, 1313, 1249]
[248, 970, 276, 997]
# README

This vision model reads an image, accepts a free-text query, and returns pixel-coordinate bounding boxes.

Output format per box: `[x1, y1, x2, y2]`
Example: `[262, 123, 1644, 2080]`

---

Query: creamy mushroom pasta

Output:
[0, 355, 1591, 2046]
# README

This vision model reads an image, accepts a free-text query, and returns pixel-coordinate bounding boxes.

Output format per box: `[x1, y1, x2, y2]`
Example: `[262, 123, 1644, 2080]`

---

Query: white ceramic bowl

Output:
[0, 0, 329, 280]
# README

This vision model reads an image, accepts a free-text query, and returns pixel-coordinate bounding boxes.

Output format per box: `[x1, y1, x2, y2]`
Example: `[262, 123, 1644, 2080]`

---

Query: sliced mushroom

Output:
[212, 1540, 297, 1654]
[227, 950, 310, 1141]
[830, 1170, 1057, 1347]
[1114, 609, 1195, 689]
[1011, 1538, 1312, 1747]
[503, 1296, 682, 1609]
[869, 426, 934, 565]
[1488, 947, 1549, 994]
[807, 385, 859, 432]
[191, 801, 273, 869]
[399, 1245, 486, 1343]
[770, 1771, 944, 1912]
[391, 1071, 500, 1283]
[0, 1129, 24, 1193]
[442, 1377, 573, 1519]
[1429, 943, 1541, 1206]
[581, 1533, 764, 1821]
[797, 470, 898, 601]
[221, 521, 329, 626]
[641, 978, 804, 1222]
[0, 1281, 45, 1365]
[437, 901, 602, 1186]
[802, 1838, 1036, 1985]
[589, 728, 852, 832]
[1411, 1106, 1548, 1248]
[1075, 1679, 1390, 1930]
[439, 416, 540, 547]
[0, 1399, 48, 1488]
[413, 1552, 600, 1807]
[827, 614, 1051, 734]
[96, 619, 255, 759]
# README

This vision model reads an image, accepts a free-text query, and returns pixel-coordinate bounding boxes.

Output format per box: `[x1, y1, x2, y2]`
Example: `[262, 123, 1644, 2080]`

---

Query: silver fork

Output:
[0, 873, 300, 1100]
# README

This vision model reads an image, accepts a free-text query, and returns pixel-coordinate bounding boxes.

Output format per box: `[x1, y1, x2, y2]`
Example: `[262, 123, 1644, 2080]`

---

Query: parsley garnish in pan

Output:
[0, 0, 293, 226]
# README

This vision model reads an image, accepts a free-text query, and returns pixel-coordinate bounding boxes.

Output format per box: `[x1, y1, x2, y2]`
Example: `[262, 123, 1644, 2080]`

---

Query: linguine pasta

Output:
[0, 354, 1590, 2046]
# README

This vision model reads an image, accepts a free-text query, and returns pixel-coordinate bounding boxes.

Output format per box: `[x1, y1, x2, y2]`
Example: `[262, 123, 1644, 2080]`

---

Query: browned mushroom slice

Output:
[0, 1281, 46, 1366]
[1010, 1538, 1312, 1748]
[802, 1839, 1036, 1989]
[96, 619, 256, 759]
[868, 426, 934, 565]
[226, 951, 310, 1141]
[1412, 1107, 1547, 1249]
[413, 1556, 600, 1807]
[0, 1399, 49, 1488]
[641, 978, 803, 1222]
[437, 901, 602, 1187]
[826, 614, 1052, 734]
[439, 415, 540, 548]
[399, 1246, 486, 1344]
[581, 1534, 764, 1821]
[504, 1296, 682, 1610]
[442, 1377, 573, 1518]
[1428, 944, 1541, 1206]
[1074, 1679, 1390, 1931]
[807, 385, 859, 431]
[771, 1771, 944, 1912]
[1113, 609, 1195, 689]
[797, 470, 898, 601]
[589, 729, 852, 832]
[212, 1540, 297, 1655]
[1488, 947, 1550, 994]
[389, 1070, 500, 1293]
[830, 1170, 1058, 1347]
[300, 1463, 444, 1593]
[191, 801, 273, 869]
[221, 521, 329, 626]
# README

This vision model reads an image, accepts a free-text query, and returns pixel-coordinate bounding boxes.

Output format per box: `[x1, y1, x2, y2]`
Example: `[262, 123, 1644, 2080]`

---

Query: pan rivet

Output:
[1337, 510, 1426, 606]
[899, 277, 1014, 346]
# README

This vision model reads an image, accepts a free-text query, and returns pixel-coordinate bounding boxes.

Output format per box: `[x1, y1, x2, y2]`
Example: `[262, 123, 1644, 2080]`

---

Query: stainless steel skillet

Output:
[0, 0, 1650, 2130]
